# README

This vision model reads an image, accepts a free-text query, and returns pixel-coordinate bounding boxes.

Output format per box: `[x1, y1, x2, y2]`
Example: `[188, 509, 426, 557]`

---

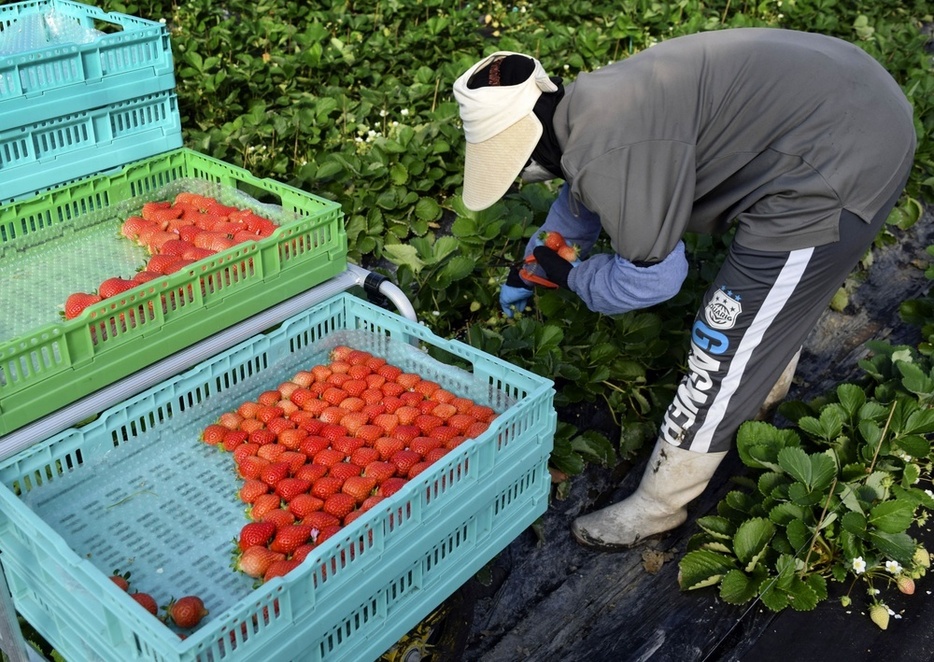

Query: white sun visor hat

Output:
[453, 52, 558, 211]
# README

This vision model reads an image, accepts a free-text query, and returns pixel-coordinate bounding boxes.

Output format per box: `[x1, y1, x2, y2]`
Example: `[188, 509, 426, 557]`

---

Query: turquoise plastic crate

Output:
[1, 88, 184, 204]
[0, 293, 555, 662]
[0, 0, 176, 126]
[0, 147, 346, 437]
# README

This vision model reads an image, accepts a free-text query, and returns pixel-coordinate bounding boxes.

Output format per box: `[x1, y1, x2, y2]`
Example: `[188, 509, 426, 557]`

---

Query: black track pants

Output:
[660, 189, 905, 454]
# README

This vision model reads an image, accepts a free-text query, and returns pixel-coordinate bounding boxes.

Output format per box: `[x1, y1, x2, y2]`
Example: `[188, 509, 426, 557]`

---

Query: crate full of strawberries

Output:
[0, 293, 555, 662]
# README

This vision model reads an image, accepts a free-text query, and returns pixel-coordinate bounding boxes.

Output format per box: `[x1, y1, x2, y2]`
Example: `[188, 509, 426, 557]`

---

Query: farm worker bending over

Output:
[453, 28, 917, 551]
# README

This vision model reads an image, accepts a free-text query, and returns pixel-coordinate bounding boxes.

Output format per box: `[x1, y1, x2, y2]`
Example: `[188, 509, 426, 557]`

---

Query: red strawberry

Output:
[294, 462, 329, 483]
[331, 435, 365, 456]
[201, 424, 227, 445]
[279, 450, 307, 474]
[299, 436, 330, 457]
[321, 387, 348, 406]
[557, 244, 580, 262]
[381, 396, 405, 414]
[264, 559, 300, 583]
[313, 448, 346, 467]
[121, 215, 151, 240]
[355, 425, 384, 444]
[340, 411, 368, 435]
[257, 443, 286, 463]
[541, 230, 567, 251]
[374, 436, 406, 460]
[275, 477, 312, 502]
[410, 436, 442, 457]
[238, 455, 270, 480]
[400, 391, 424, 408]
[164, 595, 208, 629]
[390, 450, 421, 477]
[318, 406, 347, 425]
[320, 424, 349, 443]
[414, 414, 444, 434]
[289, 387, 316, 409]
[323, 492, 356, 520]
[222, 429, 249, 452]
[413, 380, 440, 398]
[377, 364, 402, 381]
[363, 461, 397, 484]
[248, 429, 277, 446]
[361, 389, 386, 406]
[330, 345, 354, 361]
[347, 364, 372, 380]
[311, 476, 344, 499]
[302, 511, 341, 531]
[310, 365, 333, 382]
[239, 478, 270, 503]
[381, 381, 406, 397]
[361, 495, 385, 511]
[342, 476, 377, 503]
[232, 442, 260, 466]
[408, 461, 432, 478]
[269, 524, 314, 555]
[465, 421, 490, 437]
[288, 493, 324, 519]
[63, 292, 103, 320]
[350, 447, 381, 467]
[396, 373, 421, 389]
[328, 462, 363, 481]
[427, 426, 459, 445]
[131, 592, 158, 616]
[256, 405, 285, 424]
[378, 477, 408, 498]
[217, 411, 244, 430]
[236, 546, 285, 578]
[238, 521, 276, 550]
[468, 404, 495, 423]
[447, 413, 476, 433]
[417, 399, 440, 414]
[431, 403, 457, 420]
[450, 397, 475, 414]
[109, 573, 130, 592]
[395, 406, 420, 425]
[146, 253, 181, 275]
[131, 270, 161, 284]
[266, 416, 295, 437]
[425, 447, 450, 463]
[314, 525, 343, 546]
[260, 461, 290, 487]
[261, 508, 295, 529]
[249, 493, 282, 521]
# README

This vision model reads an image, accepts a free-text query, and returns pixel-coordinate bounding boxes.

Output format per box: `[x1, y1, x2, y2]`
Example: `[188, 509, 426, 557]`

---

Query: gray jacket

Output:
[554, 28, 917, 265]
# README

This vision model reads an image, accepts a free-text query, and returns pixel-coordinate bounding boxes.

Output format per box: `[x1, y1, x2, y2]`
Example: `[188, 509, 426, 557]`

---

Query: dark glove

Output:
[532, 246, 573, 290]
[500, 267, 533, 317]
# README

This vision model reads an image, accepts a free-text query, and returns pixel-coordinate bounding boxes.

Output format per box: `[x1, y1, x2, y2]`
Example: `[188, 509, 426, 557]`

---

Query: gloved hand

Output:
[500, 267, 533, 317]
[532, 246, 576, 290]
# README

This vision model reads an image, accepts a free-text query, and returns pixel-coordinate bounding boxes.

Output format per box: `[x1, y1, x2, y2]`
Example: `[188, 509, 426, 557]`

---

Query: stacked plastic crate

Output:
[0, 3, 555, 661]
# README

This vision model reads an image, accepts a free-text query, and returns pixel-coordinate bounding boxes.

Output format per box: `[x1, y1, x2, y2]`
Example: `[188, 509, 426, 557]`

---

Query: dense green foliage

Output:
[98, 0, 933, 478]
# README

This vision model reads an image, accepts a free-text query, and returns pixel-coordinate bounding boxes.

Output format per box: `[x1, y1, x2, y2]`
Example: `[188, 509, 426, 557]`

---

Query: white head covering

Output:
[453, 52, 558, 211]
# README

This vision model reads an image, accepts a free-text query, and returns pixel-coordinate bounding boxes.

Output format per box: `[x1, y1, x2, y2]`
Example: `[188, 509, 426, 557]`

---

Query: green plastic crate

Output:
[0, 147, 346, 437]
[0, 293, 555, 662]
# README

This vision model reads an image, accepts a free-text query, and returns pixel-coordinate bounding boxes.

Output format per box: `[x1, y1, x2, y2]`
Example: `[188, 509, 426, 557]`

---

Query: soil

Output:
[457, 204, 934, 662]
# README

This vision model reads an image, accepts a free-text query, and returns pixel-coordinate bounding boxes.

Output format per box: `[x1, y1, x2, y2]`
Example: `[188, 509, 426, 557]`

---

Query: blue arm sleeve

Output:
[567, 241, 689, 315]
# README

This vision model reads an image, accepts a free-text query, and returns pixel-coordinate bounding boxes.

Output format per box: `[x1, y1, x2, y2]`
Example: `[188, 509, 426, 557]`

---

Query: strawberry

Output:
[311, 475, 344, 499]
[361, 495, 385, 511]
[131, 592, 159, 616]
[321, 425, 350, 443]
[332, 436, 365, 456]
[279, 450, 307, 474]
[236, 546, 285, 578]
[450, 397, 475, 414]
[321, 387, 348, 406]
[338, 396, 365, 413]
[263, 559, 300, 583]
[201, 424, 227, 445]
[410, 436, 442, 457]
[381, 381, 406, 398]
[222, 429, 249, 452]
[395, 406, 421, 425]
[342, 378, 368, 397]
[232, 442, 260, 466]
[468, 404, 495, 423]
[323, 492, 357, 520]
[417, 399, 440, 414]
[314, 525, 343, 546]
[217, 411, 244, 430]
[313, 448, 347, 467]
[63, 292, 103, 320]
[355, 425, 384, 444]
[302, 511, 341, 531]
[310, 365, 333, 382]
[248, 493, 282, 521]
[363, 461, 397, 484]
[427, 426, 459, 445]
[275, 477, 313, 501]
[182, 246, 216, 262]
[289, 387, 316, 409]
[897, 575, 916, 595]
[391, 425, 420, 444]
[294, 462, 329, 483]
[345, 349, 373, 366]
[344, 510, 365, 526]
[414, 414, 444, 434]
[109, 573, 131, 592]
[291, 370, 315, 388]
[347, 364, 372, 380]
[328, 363, 351, 377]
[431, 403, 457, 420]
[350, 447, 381, 467]
[342, 476, 377, 503]
[541, 230, 567, 251]
[121, 215, 152, 240]
[269, 524, 314, 555]
[318, 406, 348, 425]
[396, 373, 421, 390]
[465, 421, 490, 438]
[400, 391, 424, 408]
[291, 411, 324, 433]
[328, 462, 363, 481]
[288, 493, 324, 519]
[869, 603, 890, 630]
[390, 449, 422, 477]
[239, 479, 270, 503]
[256, 405, 285, 424]
[340, 411, 368, 435]
[375, 436, 406, 461]
[370, 413, 399, 435]
[558, 244, 580, 262]
[447, 413, 476, 433]
[378, 477, 408, 498]
[261, 508, 295, 529]
[377, 364, 402, 382]
[260, 461, 290, 487]
[361, 389, 386, 406]
[238, 456, 270, 480]
[265, 416, 295, 437]
[365, 373, 387, 389]
[445, 435, 468, 450]
[330, 345, 354, 361]
[248, 429, 277, 446]
[131, 270, 161, 284]
[238, 521, 276, 550]
[291, 543, 316, 563]
[164, 595, 208, 629]
[256, 444, 286, 462]
[413, 380, 440, 398]
[299, 436, 330, 457]
[425, 447, 450, 463]
[158, 238, 193, 256]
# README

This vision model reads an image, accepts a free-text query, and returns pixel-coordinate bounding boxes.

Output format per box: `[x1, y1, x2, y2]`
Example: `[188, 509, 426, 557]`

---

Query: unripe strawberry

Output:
[896, 575, 915, 595]
[913, 546, 930, 569]
[869, 603, 890, 630]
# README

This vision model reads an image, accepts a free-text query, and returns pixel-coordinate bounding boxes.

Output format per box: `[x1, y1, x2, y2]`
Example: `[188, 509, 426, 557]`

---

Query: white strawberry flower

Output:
[852, 557, 867, 574]
[885, 560, 902, 574]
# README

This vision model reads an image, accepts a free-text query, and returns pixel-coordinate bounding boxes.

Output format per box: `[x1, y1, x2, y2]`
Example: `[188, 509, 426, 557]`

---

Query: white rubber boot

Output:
[571, 440, 727, 551]
[756, 347, 802, 420]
